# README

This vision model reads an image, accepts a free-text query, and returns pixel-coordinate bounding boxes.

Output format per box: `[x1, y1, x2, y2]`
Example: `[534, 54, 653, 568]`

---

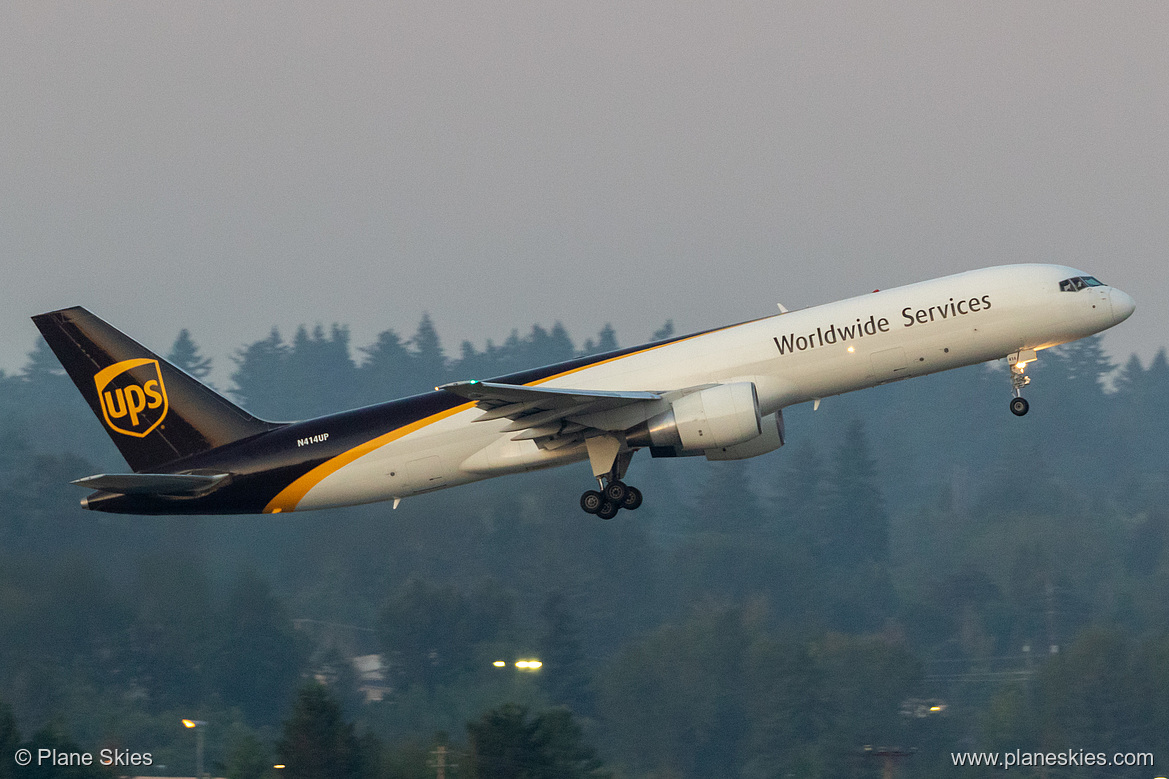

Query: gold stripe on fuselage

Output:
[263, 317, 766, 512]
[263, 403, 474, 513]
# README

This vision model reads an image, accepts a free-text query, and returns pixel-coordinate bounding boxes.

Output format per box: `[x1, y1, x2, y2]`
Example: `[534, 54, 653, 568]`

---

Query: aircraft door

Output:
[406, 455, 446, 492]
[870, 346, 909, 381]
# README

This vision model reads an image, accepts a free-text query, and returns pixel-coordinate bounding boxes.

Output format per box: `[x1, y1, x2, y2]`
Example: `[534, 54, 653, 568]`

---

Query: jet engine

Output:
[705, 410, 785, 460]
[626, 382, 763, 456]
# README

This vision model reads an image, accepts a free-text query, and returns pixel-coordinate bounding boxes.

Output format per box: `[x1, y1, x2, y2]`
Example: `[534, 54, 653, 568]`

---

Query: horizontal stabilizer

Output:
[71, 472, 230, 495]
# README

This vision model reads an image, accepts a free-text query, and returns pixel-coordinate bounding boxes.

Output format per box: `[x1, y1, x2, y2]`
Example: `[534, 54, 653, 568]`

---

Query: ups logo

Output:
[94, 359, 169, 437]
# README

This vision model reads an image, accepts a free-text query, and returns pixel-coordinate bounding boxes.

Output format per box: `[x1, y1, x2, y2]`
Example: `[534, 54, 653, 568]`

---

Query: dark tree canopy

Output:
[277, 683, 360, 779]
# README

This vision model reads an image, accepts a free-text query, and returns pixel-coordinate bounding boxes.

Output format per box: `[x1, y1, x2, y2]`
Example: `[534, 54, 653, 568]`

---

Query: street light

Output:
[182, 719, 207, 779]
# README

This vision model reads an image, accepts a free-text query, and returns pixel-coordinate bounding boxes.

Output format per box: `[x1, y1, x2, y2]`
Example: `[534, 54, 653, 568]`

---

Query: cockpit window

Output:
[1059, 276, 1105, 292]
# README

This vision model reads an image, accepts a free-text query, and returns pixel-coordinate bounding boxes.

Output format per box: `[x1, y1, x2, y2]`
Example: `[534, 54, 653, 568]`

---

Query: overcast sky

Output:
[2, 2, 1165, 386]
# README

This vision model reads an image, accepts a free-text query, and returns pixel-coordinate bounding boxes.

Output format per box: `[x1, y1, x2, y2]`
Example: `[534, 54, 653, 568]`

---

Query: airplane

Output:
[33, 263, 1134, 519]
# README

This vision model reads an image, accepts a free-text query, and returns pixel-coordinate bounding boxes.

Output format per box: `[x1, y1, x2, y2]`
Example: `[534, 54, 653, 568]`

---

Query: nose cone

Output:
[1110, 288, 1136, 324]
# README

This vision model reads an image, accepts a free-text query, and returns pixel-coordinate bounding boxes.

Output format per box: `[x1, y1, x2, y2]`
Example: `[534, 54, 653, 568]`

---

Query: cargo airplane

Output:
[33, 264, 1134, 519]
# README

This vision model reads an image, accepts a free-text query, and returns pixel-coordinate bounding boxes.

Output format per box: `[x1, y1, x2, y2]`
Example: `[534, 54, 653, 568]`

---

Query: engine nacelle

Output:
[627, 382, 762, 456]
[706, 410, 785, 460]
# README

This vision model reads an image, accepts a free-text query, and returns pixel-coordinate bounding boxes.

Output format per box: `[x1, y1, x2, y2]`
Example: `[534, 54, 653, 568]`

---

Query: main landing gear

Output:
[581, 480, 643, 519]
[580, 436, 643, 519]
[1008, 349, 1037, 417]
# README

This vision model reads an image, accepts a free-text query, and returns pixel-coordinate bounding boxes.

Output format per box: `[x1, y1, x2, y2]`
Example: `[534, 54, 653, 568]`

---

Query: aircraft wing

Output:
[71, 472, 230, 495]
[438, 380, 666, 447]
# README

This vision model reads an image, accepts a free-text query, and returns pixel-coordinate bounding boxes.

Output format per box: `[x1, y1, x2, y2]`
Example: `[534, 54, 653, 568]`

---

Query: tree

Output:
[21, 337, 66, 382]
[359, 328, 413, 403]
[231, 327, 289, 418]
[594, 324, 618, 354]
[18, 337, 74, 410]
[213, 570, 306, 726]
[740, 638, 824, 778]
[410, 313, 447, 389]
[1049, 333, 1112, 402]
[130, 556, 216, 710]
[547, 322, 576, 362]
[1112, 353, 1145, 398]
[597, 603, 767, 777]
[825, 420, 889, 566]
[0, 701, 18, 779]
[651, 320, 675, 341]
[775, 440, 829, 534]
[538, 593, 592, 715]
[377, 579, 513, 692]
[810, 633, 922, 775]
[1036, 628, 1138, 750]
[21, 723, 116, 778]
[694, 459, 761, 535]
[284, 323, 356, 418]
[168, 328, 213, 379]
[1146, 348, 1169, 395]
[225, 733, 276, 779]
[467, 704, 609, 779]
[277, 682, 361, 779]
[777, 423, 895, 632]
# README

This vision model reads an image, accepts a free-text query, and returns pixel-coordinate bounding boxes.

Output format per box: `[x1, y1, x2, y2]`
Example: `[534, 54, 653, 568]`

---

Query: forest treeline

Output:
[1, 314, 1168, 778]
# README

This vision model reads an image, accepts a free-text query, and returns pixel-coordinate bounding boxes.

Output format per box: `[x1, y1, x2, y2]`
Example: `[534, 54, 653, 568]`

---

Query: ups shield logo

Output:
[94, 359, 169, 437]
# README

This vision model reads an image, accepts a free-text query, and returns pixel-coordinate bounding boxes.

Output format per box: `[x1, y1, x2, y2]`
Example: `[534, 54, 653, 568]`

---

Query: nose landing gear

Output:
[1008, 349, 1037, 416]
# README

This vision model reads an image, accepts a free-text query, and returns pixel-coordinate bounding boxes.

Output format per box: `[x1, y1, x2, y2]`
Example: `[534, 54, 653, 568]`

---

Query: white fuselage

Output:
[288, 264, 1132, 511]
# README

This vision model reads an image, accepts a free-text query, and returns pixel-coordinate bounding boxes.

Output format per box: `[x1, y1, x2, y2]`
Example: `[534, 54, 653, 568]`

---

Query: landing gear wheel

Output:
[1010, 397, 1030, 417]
[621, 486, 643, 511]
[604, 480, 628, 504]
[580, 490, 603, 514]
[596, 500, 619, 520]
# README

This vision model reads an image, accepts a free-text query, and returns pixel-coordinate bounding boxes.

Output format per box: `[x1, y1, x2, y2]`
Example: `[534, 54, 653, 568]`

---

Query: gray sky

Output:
[3, 2, 1165, 385]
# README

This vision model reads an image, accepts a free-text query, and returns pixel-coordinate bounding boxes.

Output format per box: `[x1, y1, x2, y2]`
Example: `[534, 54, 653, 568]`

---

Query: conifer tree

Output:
[231, 327, 289, 418]
[283, 323, 355, 418]
[827, 420, 889, 566]
[1145, 348, 1169, 404]
[358, 328, 412, 403]
[467, 704, 609, 779]
[21, 337, 65, 382]
[595, 323, 618, 353]
[213, 570, 306, 726]
[277, 682, 361, 779]
[695, 460, 761, 535]
[651, 319, 675, 341]
[167, 328, 213, 378]
[548, 322, 576, 362]
[539, 592, 593, 715]
[411, 312, 446, 382]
